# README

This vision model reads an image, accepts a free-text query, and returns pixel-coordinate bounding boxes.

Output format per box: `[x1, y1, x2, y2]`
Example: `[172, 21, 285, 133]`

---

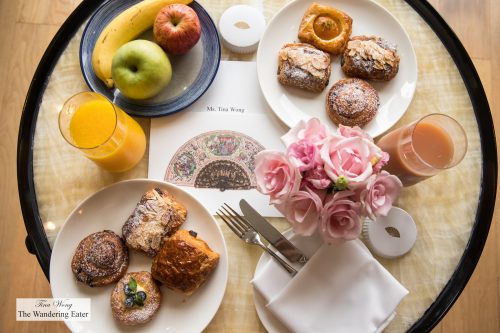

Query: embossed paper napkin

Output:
[252, 234, 408, 333]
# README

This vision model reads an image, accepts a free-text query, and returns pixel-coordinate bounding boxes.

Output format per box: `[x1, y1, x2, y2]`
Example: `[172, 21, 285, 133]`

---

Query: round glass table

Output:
[17, 0, 496, 332]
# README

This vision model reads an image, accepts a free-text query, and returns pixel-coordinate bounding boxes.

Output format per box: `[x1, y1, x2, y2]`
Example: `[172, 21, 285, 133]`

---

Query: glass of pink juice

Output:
[376, 113, 467, 186]
[58, 92, 146, 172]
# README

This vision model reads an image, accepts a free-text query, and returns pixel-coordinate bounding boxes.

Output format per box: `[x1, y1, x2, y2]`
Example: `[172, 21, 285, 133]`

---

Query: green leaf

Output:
[128, 277, 137, 293]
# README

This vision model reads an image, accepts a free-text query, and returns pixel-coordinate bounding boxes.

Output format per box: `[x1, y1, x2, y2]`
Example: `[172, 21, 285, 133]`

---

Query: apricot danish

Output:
[298, 2, 353, 54]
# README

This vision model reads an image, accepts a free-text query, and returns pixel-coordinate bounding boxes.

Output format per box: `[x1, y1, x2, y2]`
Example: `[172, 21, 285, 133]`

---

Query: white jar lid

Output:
[362, 207, 417, 259]
[218, 5, 266, 54]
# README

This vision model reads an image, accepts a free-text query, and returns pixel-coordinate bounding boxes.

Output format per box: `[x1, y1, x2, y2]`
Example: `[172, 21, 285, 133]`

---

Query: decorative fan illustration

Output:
[165, 130, 265, 191]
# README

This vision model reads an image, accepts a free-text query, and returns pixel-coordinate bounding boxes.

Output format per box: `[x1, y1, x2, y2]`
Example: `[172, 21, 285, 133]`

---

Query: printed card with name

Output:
[149, 61, 288, 216]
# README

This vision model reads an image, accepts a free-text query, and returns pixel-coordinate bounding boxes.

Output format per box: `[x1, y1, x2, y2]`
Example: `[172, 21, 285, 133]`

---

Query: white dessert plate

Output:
[257, 0, 418, 138]
[50, 179, 228, 333]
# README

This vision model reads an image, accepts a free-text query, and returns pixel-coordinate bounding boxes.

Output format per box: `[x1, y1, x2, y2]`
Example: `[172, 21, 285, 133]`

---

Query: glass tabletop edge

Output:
[16, 0, 104, 280]
[403, 0, 497, 332]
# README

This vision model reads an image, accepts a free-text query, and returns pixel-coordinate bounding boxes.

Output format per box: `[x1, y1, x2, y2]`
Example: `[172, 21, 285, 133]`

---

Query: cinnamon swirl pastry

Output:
[326, 78, 379, 127]
[122, 187, 187, 257]
[71, 230, 129, 287]
[110, 271, 161, 326]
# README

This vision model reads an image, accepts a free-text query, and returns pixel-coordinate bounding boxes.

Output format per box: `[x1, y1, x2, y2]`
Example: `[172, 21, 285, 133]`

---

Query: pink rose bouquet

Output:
[255, 118, 402, 243]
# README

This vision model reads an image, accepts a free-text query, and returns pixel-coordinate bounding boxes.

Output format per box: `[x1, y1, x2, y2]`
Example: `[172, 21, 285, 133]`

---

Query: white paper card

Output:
[149, 61, 288, 216]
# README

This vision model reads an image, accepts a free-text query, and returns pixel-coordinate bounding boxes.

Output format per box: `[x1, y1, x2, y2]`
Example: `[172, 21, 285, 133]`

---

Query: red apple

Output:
[153, 4, 202, 55]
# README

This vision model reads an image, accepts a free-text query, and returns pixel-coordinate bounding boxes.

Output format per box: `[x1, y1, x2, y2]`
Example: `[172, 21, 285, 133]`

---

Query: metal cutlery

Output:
[217, 203, 297, 277]
[239, 199, 308, 264]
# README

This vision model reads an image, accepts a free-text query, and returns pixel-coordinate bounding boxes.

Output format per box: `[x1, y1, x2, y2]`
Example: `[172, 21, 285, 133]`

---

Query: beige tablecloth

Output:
[32, 0, 481, 332]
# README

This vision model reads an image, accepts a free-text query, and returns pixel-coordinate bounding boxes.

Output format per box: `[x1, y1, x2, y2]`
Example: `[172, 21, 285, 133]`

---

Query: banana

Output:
[92, 0, 192, 88]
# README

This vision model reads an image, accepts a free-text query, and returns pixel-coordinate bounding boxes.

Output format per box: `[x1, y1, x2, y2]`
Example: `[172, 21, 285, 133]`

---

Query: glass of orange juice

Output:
[58, 92, 146, 172]
[376, 113, 467, 186]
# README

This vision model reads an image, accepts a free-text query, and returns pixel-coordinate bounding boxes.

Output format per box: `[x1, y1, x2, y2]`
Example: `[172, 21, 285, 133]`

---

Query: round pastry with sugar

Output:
[326, 78, 379, 127]
[110, 271, 161, 326]
[71, 230, 129, 287]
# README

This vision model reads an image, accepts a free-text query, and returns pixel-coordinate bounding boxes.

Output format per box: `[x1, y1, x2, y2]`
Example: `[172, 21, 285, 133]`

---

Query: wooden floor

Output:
[0, 0, 498, 332]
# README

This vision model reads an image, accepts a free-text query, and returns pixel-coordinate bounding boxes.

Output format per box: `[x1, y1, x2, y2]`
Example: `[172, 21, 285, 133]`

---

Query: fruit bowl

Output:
[80, 0, 220, 117]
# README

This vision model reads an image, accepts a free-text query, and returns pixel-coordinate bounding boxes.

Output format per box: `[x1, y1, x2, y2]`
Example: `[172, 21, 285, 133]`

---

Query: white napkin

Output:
[252, 234, 408, 333]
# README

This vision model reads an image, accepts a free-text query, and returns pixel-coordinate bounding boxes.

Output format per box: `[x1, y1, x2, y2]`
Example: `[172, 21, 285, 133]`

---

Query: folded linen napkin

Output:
[252, 233, 408, 333]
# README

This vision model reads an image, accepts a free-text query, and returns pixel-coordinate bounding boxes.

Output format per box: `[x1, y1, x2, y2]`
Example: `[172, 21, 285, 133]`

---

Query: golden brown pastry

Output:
[277, 43, 331, 93]
[151, 230, 219, 296]
[122, 187, 187, 257]
[110, 271, 161, 326]
[298, 2, 352, 54]
[326, 78, 379, 127]
[341, 35, 400, 81]
[71, 230, 129, 287]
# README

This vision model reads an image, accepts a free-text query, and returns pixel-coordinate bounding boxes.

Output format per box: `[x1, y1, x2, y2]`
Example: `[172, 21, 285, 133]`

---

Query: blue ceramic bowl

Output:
[80, 0, 221, 117]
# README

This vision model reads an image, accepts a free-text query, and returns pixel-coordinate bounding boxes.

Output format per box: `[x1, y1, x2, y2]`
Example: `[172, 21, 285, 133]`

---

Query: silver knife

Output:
[239, 199, 308, 264]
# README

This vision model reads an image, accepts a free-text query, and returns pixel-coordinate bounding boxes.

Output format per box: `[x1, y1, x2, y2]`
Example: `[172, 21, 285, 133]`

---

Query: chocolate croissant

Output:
[71, 230, 129, 287]
[151, 230, 219, 295]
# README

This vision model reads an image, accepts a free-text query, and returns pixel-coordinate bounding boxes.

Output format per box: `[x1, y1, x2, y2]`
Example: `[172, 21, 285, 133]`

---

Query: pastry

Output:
[277, 43, 331, 93]
[341, 35, 400, 81]
[110, 271, 161, 326]
[298, 2, 352, 54]
[122, 187, 187, 257]
[151, 229, 219, 296]
[326, 78, 379, 127]
[71, 230, 129, 287]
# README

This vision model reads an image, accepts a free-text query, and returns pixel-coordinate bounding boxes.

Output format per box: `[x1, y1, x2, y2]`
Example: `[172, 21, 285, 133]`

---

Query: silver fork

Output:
[217, 203, 297, 277]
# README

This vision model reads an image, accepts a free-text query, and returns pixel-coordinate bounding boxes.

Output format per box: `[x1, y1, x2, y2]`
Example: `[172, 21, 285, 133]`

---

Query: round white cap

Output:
[362, 207, 417, 259]
[218, 5, 266, 54]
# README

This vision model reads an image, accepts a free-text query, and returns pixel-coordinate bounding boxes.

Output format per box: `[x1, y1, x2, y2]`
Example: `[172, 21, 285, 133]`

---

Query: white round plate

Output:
[257, 0, 418, 138]
[253, 229, 294, 333]
[50, 179, 228, 333]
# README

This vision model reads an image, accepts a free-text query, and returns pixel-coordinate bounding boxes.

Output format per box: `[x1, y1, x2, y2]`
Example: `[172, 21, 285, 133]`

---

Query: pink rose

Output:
[320, 136, 374, 188]
[373, 151, 390, 173]
[338, 125, 373, 141]
[304, 166, 332, 189]
[320, 191, 362, 242]
[254, 150, 301, 204]
[360, 171, 402, 220]
[287, 140, 321, 172]
[280, 186, 325, 236]
[281, 118, 327, 148]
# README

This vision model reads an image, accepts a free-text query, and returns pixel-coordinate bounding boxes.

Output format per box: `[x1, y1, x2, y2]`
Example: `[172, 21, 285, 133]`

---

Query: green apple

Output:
[111, 40, 172, 100]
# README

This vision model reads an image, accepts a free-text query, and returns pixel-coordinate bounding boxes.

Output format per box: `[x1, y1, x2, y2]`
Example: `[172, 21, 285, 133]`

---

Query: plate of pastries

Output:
[50, 179, 228, 333]
[257, 0, 418, 138]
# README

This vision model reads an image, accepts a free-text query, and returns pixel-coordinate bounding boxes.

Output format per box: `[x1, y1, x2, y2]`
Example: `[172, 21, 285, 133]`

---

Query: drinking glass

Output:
[58, 92, 146, 172]
[376, 113, 467, 186]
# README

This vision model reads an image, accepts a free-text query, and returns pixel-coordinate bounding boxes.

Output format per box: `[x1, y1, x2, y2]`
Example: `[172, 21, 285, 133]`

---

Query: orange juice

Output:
[60, 92, 146, 172]
[70, 100, 116, 148]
